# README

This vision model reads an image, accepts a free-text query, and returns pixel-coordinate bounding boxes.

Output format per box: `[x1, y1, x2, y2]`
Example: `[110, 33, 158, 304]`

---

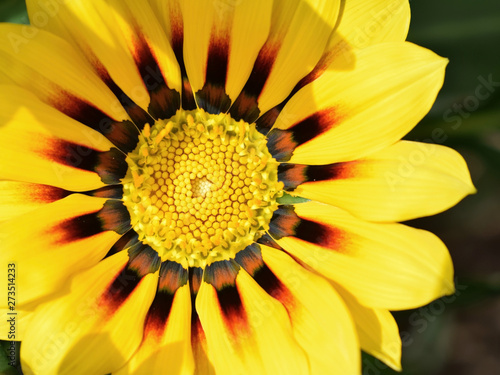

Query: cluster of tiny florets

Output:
[123, 109, 283, 268]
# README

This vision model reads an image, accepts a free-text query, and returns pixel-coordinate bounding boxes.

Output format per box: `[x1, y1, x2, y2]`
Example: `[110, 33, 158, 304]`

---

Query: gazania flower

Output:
[0, 0, 474, 374]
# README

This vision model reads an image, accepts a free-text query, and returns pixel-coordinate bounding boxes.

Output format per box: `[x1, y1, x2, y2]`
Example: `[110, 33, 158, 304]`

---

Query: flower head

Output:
[0, 0, 474, 374]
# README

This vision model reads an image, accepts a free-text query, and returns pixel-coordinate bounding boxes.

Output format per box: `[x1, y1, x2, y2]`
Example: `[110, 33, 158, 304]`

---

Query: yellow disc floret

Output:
[122, 109, 283, 268]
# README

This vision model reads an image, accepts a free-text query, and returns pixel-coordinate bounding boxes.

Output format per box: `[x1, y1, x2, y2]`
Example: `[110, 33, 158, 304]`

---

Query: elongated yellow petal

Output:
[0, 86, 122, 191]
[0, 194, 129, 307]
[230, 0, 342, 122]
[116, 262, 194, 375]
[269, 202, 454, 310]
[180, 0, 272, 113]
[259, 244, 360, 374]
[334, 283, 402, 371]
[283, 141, 475, 222]
[268, 42, 447, 164]
[333, 0, 410, 50]
[0, 181, 70, 221]
[0, 24, 145, 151]
[254, 0, 411, 133]
[0, 24, 127, 121]
[195, 260, 309, 374]
[26, 0, 181, 117]
[0, 307, 34, 341]
[148, 0, 197, 110]
[21, 251, 157, 375]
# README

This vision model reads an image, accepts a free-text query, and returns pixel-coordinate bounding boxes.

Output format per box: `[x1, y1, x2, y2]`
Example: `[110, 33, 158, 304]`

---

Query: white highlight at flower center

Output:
[191, 177, 214, 198]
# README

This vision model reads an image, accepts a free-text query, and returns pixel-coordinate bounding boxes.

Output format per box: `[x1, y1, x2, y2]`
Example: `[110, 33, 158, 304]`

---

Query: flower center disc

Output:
[122, 109, 282, 268]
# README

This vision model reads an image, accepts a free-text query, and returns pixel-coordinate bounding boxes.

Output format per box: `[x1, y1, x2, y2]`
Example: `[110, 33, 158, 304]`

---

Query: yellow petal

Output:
[230, 0, 342, 122]
[21, 251, 157, 375]
[180, 0, 272, 113]
[0, 181, 70, 221]
[25, 0, 181, 116]
[254, 0, 411, 133]
[148, 0, 197, 110]
[0, 194, 128, 307]
[0, 86, 121, 191]
[268, 42, 447, 164]
[0, 306, 35, 341]
[116, 262, 194, 375]
[196, 260, 309, 374]
[333, 0, 410, 50]
[0, 24, 145, 151]
[269, 202, 455, 310]
[0, 23, 126, 120]
[283, 141, 476, 222]
[335, 283, 402, 371]
[258, 244, 360, 374]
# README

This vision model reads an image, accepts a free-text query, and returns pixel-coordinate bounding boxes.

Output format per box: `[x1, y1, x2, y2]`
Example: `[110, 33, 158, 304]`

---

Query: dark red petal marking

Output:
[127, 243, 161, 276]
[256, 234, 283, 251]
[170, 3, 196, 111]
[195, 32, 231, 114]
[229, 43, 280, 123]
[104, 230, 139, 259]
[38, 138, 127, 185]
[93, 148, 128, 185]
[190, 267, 212, 373]
[278, 162, 355, 190]
[235, 244, 294, 309]
[204, 260, 249, 340]
[255, 33, 354, 135]
[132, 30, 181, 120]
[93, 59, 152, 129]
[268, 205, 346, 251]
[98, 247, 160, 317]
[235, 244, 266, 276]
[12, 183, 71, 204]
[266, 108, 341, 162]
[50, 90, 140, 153]
[97, 265, 142, 317]
[145, 261, 189, 338]
[51, 200, 131, 245]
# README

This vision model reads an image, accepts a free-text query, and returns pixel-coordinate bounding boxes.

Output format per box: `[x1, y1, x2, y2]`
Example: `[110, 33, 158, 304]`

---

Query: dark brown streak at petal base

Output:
[170, 4, 196, 111]
[98, 265, 142, 317]
[145, 262, 189, 337]
[127, 243, 161, 276]
[256, 234, 283, 251]
[256, 37, 350, 135]
[229, 43, 280, 123]
[51, 90, 140, 153]
[51, 199, 131, 245]
[269, 205, 346, 251]
[266, 108, 341, 162]
[99, 245, 161, 318]
[235, 244, 294, 309]
[20, 183, 71, 204]
[235, 244, 265, 275]
[82, 185, 124, 200]
[189, 267, 211, 370]
[104, 230, 139, 259]
[195, 33, 231, 114]
[94, 148, 128, 185]
[278, 162, 354, 190]
[93, 60, 152, 129]
[204, 260, 249, 340]
[41, 138, 127, 185]
[133, 30, 180, 120]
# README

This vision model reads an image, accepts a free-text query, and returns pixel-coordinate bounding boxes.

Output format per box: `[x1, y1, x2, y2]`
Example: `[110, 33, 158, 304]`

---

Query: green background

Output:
[0, 0, 499, 374]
